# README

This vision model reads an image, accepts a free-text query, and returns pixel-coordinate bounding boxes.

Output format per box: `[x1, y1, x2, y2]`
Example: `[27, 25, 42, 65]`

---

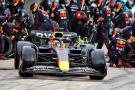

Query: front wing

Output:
[24, 65, 103, 76]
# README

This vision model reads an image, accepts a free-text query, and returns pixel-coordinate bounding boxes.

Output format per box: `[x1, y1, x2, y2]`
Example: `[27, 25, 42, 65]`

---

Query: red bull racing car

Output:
[14, 30, 107, 80]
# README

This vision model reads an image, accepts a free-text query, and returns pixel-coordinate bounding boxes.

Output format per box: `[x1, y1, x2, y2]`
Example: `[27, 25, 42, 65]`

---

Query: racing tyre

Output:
[19, 46, 36, 77]
[14, 41, 33, 69]
[3, 35, 13, 57]
[89, 49, 107, 80]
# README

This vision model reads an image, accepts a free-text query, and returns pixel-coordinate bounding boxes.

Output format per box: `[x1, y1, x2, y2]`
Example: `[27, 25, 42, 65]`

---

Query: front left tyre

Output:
[3, 35, 13, 57]
[19, 46, 36, 77]
[14, 41, 33, 69]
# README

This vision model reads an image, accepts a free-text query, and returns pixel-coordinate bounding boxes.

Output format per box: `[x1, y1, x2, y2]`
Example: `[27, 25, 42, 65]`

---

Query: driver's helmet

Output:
[48, 39, 60, 48]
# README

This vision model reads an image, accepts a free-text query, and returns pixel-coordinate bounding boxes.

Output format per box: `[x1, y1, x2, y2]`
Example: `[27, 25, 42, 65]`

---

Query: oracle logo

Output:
[36, 33, 51, 38]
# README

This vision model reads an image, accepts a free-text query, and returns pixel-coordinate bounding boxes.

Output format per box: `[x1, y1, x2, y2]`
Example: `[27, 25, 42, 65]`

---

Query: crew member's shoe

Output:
[117, 59, 122, 68]
[109, 61, 114, 67]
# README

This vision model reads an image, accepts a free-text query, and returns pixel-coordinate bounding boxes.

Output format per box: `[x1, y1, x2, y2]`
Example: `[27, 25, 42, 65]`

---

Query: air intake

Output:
[52, 32, 63, 38]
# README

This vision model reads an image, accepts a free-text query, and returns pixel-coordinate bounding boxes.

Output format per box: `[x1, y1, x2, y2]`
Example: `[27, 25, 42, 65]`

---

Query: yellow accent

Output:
[116, 9, 119, 12]
[98, 4, 100, 7]
[61, 10, 65, 14]
[112, 34, 115, 38]
[52, 32, 64, 38]
[116, 4, 122, 12]
[52, 7, 55, 11]
[112, 31, 117, 38]
[117, 40, 125, 44]
[58, 61, 69, 72]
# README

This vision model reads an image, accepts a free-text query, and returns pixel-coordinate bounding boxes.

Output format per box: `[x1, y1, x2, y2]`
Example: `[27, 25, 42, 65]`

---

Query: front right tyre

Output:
[88, 49, 107, 80]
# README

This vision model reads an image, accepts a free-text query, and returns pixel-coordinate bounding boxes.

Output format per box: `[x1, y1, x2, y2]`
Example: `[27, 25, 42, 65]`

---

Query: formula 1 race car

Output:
[14, 30, 107, 80]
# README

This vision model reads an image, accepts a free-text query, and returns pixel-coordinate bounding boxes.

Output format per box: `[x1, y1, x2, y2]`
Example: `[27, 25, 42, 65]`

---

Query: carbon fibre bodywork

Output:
[18, 30, 107, 79]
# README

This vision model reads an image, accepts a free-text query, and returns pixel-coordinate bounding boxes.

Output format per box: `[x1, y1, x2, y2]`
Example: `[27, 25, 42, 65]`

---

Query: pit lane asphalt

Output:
[0, 59, 135, 90]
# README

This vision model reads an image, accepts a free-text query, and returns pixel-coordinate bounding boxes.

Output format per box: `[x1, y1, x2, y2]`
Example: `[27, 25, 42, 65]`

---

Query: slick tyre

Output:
[14, 41, 33, 69]
[19, 46, 36, 77]
[3, 35, 13, 57]
[89, 49, 107, 80]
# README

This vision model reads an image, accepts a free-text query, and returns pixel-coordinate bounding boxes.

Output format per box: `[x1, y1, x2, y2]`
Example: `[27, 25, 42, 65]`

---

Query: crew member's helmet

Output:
[12, 0, 20, 6]
[30, 3, 38, 14]
[114, 2, 124, 12]
[96, 0, 103, 7]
